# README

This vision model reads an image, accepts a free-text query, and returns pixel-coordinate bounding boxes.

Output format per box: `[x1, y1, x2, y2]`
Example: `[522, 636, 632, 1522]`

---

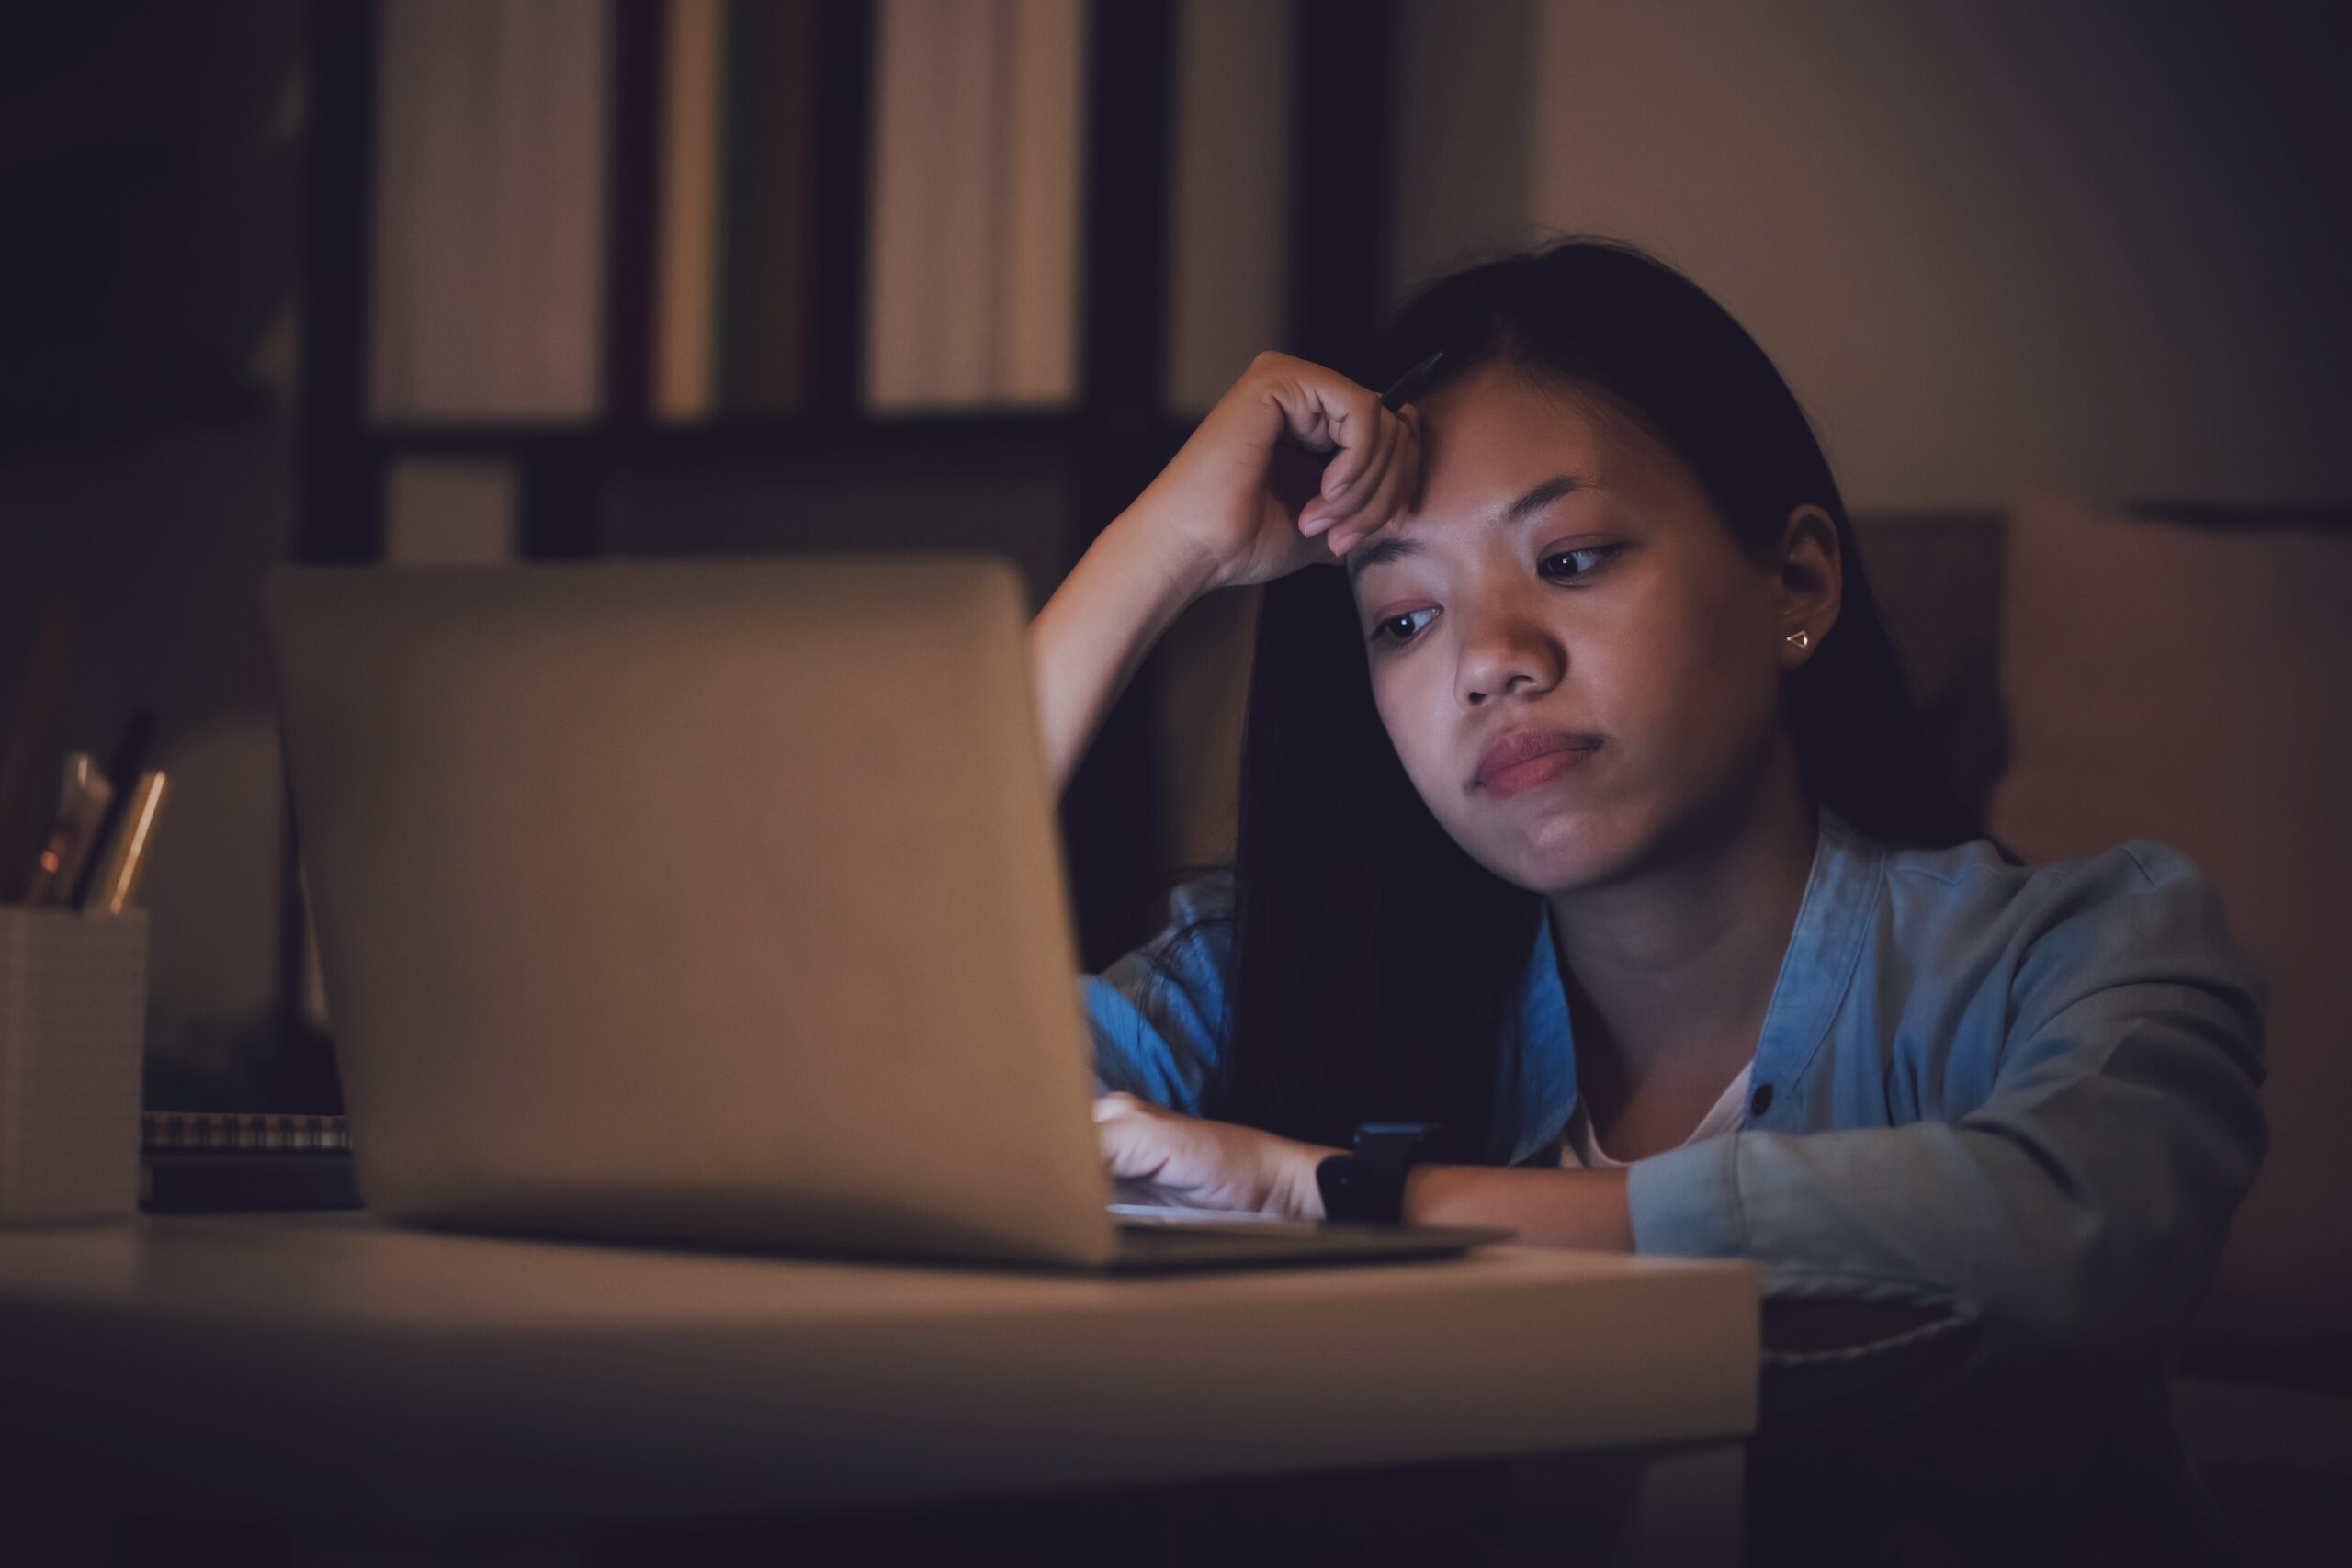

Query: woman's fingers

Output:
[1092, 1093, 1186, 1186]
[1310, 399, 1398, 530]
[1304, 404, 1407, 536]
[1328, 405, 1405, 528]
[1329, 405, 1422, 556]
[1327, 458, 1406, 559]
[1090, 1094, 1328, 1218]
[1298, 372, 1384, 506]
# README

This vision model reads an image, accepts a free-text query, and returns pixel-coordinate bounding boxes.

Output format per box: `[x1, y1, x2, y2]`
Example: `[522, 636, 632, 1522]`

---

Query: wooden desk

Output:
[0, 1212, 1758, 1565]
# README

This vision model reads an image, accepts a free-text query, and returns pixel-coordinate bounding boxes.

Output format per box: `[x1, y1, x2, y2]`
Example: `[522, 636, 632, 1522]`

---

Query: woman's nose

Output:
[1455, 603, 1564, 706]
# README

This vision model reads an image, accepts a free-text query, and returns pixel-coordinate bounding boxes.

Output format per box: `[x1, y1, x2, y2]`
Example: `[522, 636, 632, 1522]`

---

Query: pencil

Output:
[65, 706, 156, 909]
[1379, 350, 1445, 412]
[86, 770, 167, 916]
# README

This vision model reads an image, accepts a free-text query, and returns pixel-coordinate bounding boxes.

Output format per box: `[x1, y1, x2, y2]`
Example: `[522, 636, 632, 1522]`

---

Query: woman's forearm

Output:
[1402, 1164, 1636, 1251]
[1028, 509, 1216, 798]
[1403, 1160, 1965, 1352]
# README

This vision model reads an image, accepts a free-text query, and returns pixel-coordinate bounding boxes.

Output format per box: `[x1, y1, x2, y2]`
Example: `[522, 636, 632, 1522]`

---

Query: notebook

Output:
[140, 1111, 361, 1213]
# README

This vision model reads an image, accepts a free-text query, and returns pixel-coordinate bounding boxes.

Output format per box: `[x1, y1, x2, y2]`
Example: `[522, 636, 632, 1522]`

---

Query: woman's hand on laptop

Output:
[1091, 1092, 1340, 1220]
[1121, 351, 1425, 596]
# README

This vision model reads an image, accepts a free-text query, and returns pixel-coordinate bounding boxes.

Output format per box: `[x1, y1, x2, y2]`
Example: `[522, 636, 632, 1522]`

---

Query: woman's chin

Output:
[1474, 808, 1631, 893]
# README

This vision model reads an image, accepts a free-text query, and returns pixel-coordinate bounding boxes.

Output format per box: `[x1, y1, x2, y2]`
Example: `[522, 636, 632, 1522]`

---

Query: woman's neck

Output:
[1544, 742, 1820, 1085]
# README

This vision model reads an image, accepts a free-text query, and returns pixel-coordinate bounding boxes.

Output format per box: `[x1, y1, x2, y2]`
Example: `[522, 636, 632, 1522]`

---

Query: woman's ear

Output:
[1774, 504, 1842, 667]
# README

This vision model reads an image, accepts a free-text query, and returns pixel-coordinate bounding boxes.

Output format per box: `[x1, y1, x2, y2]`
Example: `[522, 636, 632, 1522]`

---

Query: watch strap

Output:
[1316, 1121, 1464, 1224]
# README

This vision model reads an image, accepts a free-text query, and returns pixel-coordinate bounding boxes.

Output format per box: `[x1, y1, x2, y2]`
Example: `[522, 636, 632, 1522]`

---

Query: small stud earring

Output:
[1784, 629, 1811, 649]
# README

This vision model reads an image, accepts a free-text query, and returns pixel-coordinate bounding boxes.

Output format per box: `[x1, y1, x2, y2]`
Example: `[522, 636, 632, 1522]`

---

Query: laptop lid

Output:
[265, 556, 1122, 1268]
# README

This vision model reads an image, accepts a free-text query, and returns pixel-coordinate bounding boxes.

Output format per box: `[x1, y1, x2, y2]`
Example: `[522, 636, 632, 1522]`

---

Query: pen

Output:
[1379, 349, 1445, 412]
[64, 706, 156, 910]
[61, 751, 96, 808]
[85, 770, 167, 916]
[22, 760, 112, 908]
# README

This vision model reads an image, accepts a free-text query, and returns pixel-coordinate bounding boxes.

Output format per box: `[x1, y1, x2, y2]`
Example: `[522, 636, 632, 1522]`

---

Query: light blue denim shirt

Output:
[1084, 803, 2269, 1440]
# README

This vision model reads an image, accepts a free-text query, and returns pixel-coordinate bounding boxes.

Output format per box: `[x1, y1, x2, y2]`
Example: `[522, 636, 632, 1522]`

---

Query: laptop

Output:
[263, 556, 1511, 1272]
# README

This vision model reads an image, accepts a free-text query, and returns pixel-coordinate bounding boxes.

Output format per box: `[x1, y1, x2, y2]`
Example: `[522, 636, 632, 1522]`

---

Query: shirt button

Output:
[1748, 1083, 1775, 1117]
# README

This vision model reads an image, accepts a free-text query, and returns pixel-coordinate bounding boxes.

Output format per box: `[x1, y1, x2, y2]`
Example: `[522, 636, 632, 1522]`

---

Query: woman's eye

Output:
[1365, 546, 1622, 649]
[1369, 607, 1438, 646]
[1540, 545, 1620, 580]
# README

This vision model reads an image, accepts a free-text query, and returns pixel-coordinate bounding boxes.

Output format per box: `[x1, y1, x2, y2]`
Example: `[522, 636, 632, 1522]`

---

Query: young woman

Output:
[1028, 238, 2266, 1562]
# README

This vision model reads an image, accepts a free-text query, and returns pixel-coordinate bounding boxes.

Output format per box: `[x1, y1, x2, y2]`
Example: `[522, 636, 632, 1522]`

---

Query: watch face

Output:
[1316, 1154, 1389, 1224]
[1318, 1146, 1408, 1225]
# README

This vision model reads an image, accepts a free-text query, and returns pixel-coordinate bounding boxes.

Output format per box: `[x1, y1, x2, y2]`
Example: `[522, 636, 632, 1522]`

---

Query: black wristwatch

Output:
[1316, 1122, 1464, 1225]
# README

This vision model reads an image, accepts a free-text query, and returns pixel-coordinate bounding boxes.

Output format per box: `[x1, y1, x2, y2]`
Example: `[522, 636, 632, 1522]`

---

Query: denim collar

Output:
[1502, 802, 1886, 1164]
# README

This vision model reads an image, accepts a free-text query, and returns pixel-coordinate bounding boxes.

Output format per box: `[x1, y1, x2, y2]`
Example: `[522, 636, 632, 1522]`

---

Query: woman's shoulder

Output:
[1875, 824, 2226, 933]
[1862, 820, 2267, 1026]
[1876, 824, 2198, 898]
[1160, 864, 1238, 924]
[1092, 866, 1240, 993]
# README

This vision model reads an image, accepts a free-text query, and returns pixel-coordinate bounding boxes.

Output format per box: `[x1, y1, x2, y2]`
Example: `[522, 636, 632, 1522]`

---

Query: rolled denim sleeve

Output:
[1081, 872, 1238, 1115]
[1626, 842, 2269, 1425]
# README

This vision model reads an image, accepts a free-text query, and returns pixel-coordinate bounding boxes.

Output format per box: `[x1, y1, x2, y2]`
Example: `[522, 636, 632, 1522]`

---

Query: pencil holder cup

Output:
[0, 907, 149, 1225]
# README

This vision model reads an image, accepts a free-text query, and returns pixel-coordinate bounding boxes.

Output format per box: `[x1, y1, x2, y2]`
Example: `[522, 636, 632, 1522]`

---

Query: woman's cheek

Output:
[1374, 673, 1445, 794]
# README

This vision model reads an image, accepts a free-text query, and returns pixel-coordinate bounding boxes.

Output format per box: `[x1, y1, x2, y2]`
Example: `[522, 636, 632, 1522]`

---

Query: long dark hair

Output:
[1147, 236, 1993, 1160]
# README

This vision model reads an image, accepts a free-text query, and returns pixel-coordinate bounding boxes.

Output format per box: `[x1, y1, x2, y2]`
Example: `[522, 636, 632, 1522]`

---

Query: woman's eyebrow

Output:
[1346, 472, 1602, 580]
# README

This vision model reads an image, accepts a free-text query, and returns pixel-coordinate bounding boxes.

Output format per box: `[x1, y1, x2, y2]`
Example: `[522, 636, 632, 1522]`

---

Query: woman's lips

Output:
[1472, 729, 1603, 796]
[1480, 746, 1594, 800]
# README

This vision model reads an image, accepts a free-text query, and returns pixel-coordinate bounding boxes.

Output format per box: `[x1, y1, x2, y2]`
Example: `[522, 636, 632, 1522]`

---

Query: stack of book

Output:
[369, 0, 613, 423]
[140, 1112, 362, 1213]
[368, 0, 1091, 424]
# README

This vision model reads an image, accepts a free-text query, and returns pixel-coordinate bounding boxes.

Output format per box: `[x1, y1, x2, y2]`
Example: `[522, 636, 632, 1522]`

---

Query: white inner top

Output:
[1558, 1061, 1755, 1169]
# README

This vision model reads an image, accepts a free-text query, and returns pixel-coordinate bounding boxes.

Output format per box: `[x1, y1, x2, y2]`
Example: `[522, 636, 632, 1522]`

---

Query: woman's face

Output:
[1346, 362, 1838, 894]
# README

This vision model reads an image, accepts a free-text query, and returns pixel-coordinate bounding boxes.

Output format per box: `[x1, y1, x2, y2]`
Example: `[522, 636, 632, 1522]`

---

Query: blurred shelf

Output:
[0, 379, 277, 454]
[292, 0, 1390, 983]
[364, 407, 1201, 463]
